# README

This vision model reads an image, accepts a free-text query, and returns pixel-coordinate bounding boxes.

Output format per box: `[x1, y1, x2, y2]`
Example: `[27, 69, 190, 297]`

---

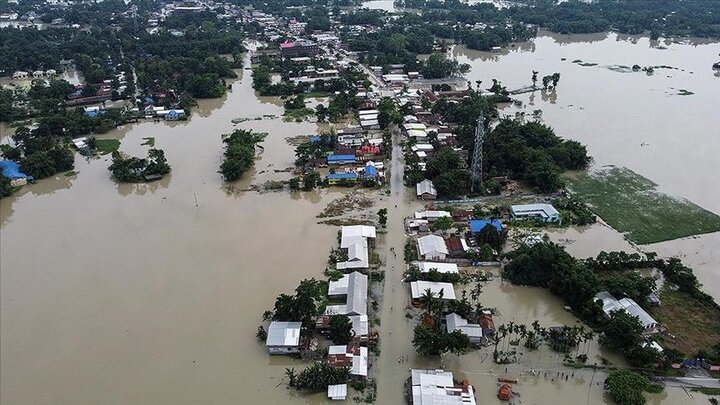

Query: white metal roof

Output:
[446, 313, 483, 338]
[415, 210, 451, 219]
[349, 314, 369, 337]
[415, 262, 459, 274]
[328, 384, 347, 400]
[407, 129, 428, 138]
[511, 203, 559, 218]
[417, 235, 449, 257]
[595, 292, 657, 329]
[266, 321, 302, 347]
[416, 179, 437, 197]
[410, 281, 456, 300]
[328, 274, 350, 296]
[410, 369, 476, 405]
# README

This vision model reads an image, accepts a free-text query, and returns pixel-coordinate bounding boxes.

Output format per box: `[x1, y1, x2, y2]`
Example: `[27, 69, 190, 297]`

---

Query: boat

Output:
[498, 384, 512, 401]
[498, 377, 518, 384]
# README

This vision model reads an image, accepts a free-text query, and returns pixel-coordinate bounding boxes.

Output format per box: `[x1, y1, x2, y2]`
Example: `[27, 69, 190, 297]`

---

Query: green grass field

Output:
[95, 139, 121, 155]
[566, 167, 720, 245]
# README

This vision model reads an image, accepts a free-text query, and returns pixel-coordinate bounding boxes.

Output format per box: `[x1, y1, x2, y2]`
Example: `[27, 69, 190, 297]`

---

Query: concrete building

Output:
[266, 321, 302, 354]
[414, 210, 451, 221]
[417, 235, 449, 261]
[510, 203, 560, 223]
[410, 369, 477, 405]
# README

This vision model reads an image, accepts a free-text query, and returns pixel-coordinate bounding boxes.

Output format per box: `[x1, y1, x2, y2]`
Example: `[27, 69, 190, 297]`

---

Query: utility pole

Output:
[470, 114, 484, 193]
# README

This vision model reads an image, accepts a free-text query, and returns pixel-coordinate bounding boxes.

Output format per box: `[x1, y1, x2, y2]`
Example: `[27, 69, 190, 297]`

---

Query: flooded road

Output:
[455, 31, 720, 300]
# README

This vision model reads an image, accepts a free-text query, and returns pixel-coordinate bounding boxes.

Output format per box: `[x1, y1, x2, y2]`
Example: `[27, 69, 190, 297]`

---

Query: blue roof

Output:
[309, 135, 321, 143]
[364, 165, 378, 177]
[327, 154, 356, 162]
[0, 160, 32, 180]
[327, 173, 358, 180]
[469, 219, 503, 233]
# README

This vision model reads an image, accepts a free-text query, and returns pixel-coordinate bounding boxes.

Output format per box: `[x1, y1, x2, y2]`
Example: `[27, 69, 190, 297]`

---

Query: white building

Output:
[410, 281, 456, 300]
[410, 369, 477, 405]
[414, 262, 459, 274]
[328, 384, 347, 401]
[325, 272, 368, 316]
[414, 210, 451, 221]
[337, 225, 376, 271]
[595, 291, 658, 332]
[510, 203, 560, 222]
[416, 179, 437, 200]
[417, 235, 448, 261]
[445, 313, 484, 344]
[266, 321, 302, 354]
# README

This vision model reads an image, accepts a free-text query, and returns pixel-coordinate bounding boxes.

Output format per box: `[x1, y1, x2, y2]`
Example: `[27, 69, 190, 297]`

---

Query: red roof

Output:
[446, 235, 463, 252]
[280, 41, 295, 49]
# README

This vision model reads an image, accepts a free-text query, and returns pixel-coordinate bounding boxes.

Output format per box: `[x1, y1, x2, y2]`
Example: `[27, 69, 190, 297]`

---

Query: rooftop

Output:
[414, 262, 459, 274]
[410, 281, 456, 300]
[266, 321, 302, 347]
[469, 219, 503, 233]
[417, 235, 449, 257]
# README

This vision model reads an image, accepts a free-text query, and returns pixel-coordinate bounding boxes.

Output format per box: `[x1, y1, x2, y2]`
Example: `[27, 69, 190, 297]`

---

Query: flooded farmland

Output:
[1, 32, 719, 405]
[455, 31, 720, 301]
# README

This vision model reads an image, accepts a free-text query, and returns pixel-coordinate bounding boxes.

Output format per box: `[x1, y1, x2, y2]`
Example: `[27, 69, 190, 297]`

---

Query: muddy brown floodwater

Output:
[1, 33, 719, 405]
[455, 31, 720, 301]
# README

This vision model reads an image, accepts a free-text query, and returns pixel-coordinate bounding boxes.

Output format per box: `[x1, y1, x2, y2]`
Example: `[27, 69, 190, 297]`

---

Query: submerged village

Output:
[2, 1, 720, 405]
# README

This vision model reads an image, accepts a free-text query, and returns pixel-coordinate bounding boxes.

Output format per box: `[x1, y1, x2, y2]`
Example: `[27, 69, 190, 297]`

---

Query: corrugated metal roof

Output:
[417, 235, 449, 257]
[415, 262, 459, 274]
[328, 384, 347, 400]
[410, 281, 456, 300]
[416, 179, 437, 197]
[469, 219, 503, 233]
[266, 321, 301, 347]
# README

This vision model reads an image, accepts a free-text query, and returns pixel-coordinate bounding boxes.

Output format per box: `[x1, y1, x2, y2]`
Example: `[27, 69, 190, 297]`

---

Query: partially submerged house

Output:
[414, 262, 459, 274]
[337, 225, 376, 271]
[417, 235, 449, 261]
[328, 341, 368, 378]
[325, 272, 368, 316]
[266, 321, 302, 355]
[595, 291, 658, 332]
[409, 369, 477, 405]
[410, 281, 456, 302]
[328, 384, 347, 401]
[416, 179, 437, 200]
[445, 313, 484, 345]
[510, 203, 560, 223]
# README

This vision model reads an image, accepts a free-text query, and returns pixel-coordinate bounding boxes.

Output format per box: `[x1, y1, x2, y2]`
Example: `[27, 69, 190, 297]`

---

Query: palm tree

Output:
[285, 367, 297, 387]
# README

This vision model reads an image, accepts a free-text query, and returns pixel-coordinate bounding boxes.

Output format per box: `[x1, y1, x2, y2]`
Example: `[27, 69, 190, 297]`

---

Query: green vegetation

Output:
[505, 243, 720, 367]
[0, 173, 16, 199]
[650, 287, 720, 357]
[396, 0, 720, 39]
[377, 208, 388, 228]
[141, 137, 155, 147]
[219, 129, 265, 182]
[285, 362, 349, 392]
[328, 315, 353, 345]
[3, 126, 75, 180]
[605, 369, 663, 405]
[268, 278, 327, 328]
[567, 167, 720, 244]
[421, 53, 468, 79]
[412, 289, 472, 356]
[108, 148, 170, 183]
[94, 138, 121, 155]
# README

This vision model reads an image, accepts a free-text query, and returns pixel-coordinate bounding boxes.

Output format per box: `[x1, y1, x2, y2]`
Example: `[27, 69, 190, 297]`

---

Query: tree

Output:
[291, 361, 349, 392]
[377, 208, 388, 228]
[421, 53, 462, 79]
[256, 326, 267, 341]
[430, 216, 453, 233]
[412, 324, 444, 355]
[303, 170, 321, 190]
[600, 310, 644, 351]
[605, 369, 661, 405]
[289, 177, 300, 191]
[219, 129, 263, 181]
[477, 224, 505, 250]
[0, 173, 15, 199]
[328, 315, 353, 344]
[531, 70, 538, 87]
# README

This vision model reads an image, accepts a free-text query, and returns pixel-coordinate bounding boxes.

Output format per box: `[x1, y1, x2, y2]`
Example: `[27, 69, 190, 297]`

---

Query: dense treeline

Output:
[481, 120, 590, 192]
[397, 0, 720, 38]
[1, 126, 75, 180]
[504, 242, 718, 367]
[108, 148, 171, 182]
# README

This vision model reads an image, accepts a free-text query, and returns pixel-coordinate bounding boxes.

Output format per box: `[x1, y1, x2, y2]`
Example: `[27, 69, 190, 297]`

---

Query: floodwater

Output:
[2, 32, 719, 405]
[0, 52, 342, 404]
[454, 31, 720, 300]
